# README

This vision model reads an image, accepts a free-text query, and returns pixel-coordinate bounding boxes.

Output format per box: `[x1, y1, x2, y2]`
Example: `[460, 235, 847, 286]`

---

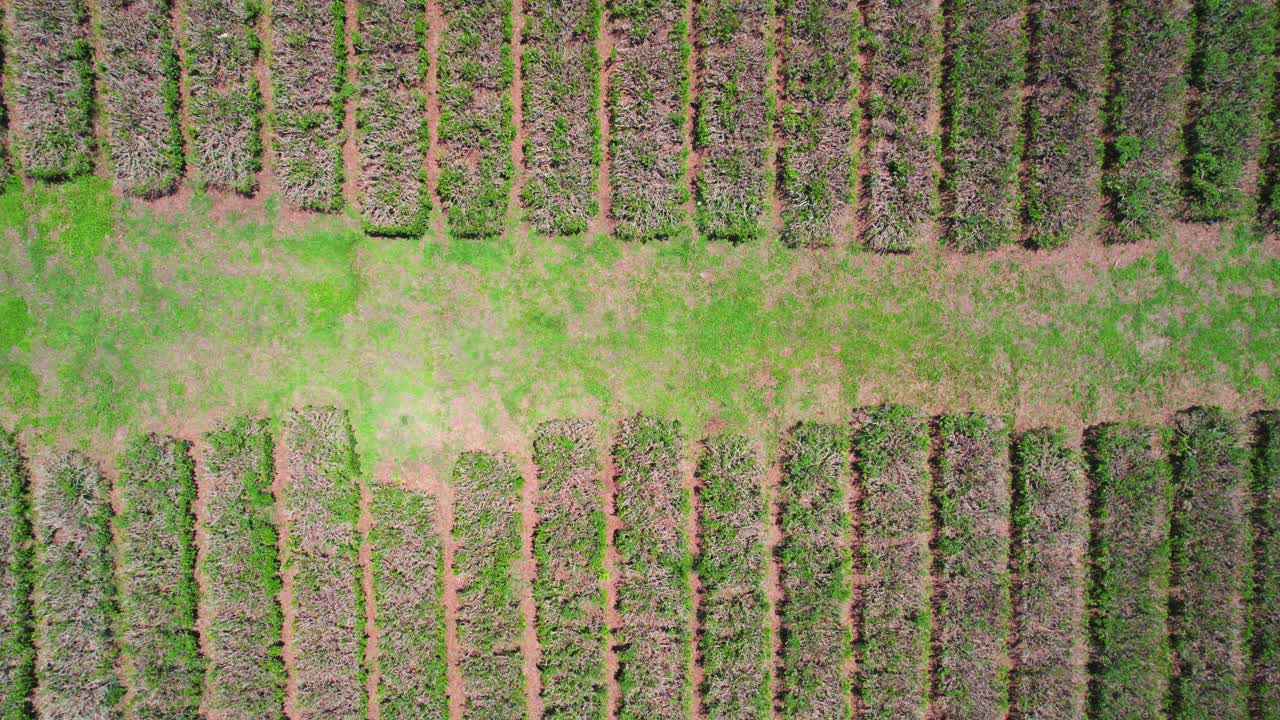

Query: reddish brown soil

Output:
[424, 0, 445, 236]
[272, 431, 301, 720]
[517, 453, 544, 719]
[254, 3, 278, 201]
[359, 479, 379, 720]
[171, 0, 194, 187]
[342, 0, 360, 211]
[425, 466, 465, 719]
[185, 431, 219, 719]
[508, 0, 529, 236]
[763, 461, 784, 720]
[684, 449, 704, 720]
[602, 450, 622, 720]
[767, 12, 784, 237]
[81, 0, 111, 184]
[590, 14, 616, 236]
[845, 442, 863, 720]
[852, 0, 871, 249]
[683, 1, 700, 237]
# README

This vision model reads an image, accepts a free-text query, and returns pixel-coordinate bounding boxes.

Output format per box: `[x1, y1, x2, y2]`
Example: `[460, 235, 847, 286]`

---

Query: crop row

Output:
[852, 406, 930, 720]
[942, 0, 1027, 251]
[778, 422, 851, 718]
[932, 414, 1012, 719]
[694, 0, 771, 241]
[1010, 428, 1087, 720]
[1022, 0, 1107, 249]
[531, 420, 606, 719]
[356, 0, 428, 235]
[8, 0, 95, 181]
[369, 484, 447, 718]
[1255, 412, 1280, 719]
[1086, 423, 1172, 720]
[97, 0, 184, 198]
[1169, 408, 1251, 719]
[1185, 0, 1276, 220]
[33, 450, 120, 719]
[521, 0, 602, 235]
[452, 451, 527, 718]
[436, 0, 515, 238]
[695, 434, 770, 717]
[116, 434, 203, 718]
[183, 0, 263, 193]
[201, 418, 285, 720]
[777, 0, 857, 248]
[270, 0, 346, 211]
[861, 0, 940, 253]
[282, 406, 364, 719]
[613, 413, 690, 718]
[0, 431, 34, 720]
[607, 0, 691, 241]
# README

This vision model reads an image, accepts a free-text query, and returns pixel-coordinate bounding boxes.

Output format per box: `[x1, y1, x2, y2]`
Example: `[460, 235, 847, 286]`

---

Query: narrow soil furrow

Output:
[359, 480, 378, 720]
[683, 0, 699, 237]
[685, 448, 703, 720]
[436, 470, 463, 719]
[255, 4, 279, 201]
[764, 461, 784, 720]
[591, 15, 616, 237]
[602, 450, 622, 720]
[845, 430, 863, 720]
[508, 0, 528, 233]
[767, 11, 784, 238]
[518, 454, 544, 720]
[424, 0, 445, 236]
[272, 429, 300, 720]
[343, 0, 359, 209]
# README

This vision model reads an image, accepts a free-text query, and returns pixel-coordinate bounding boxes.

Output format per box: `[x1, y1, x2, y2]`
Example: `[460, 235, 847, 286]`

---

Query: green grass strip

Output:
[283, 406, 364, 719]
[932, 413, 1011, 720]
[779, 422, 851, 719]
[452, 451, 526, 718]
[613, 413, 690, 719]
[1185, 0, 1276, 220]
[201, 417, 284, 720]
[1253, 411, 1280, 720]
[34, 450, 120, 719]
[437, 0, 515, 237]
[116, 433, 203, 718]
[777, 0, 858, 248]
[942, 0, 1027, 251]
[853, 405, 930, 720]
[695, 433, 769, 719]
[532, 420, 606, 719]
[370, 483, 446, 719]
[1170, 407, 1250, 720]
[1085, 423, 1172, 720]
[1103, 0, 1192, 242]
[1010, 427, 1087, 720]
[0, 430, 35, 720]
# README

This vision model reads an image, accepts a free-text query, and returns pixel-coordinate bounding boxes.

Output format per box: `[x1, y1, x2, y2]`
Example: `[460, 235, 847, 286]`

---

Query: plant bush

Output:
[0, 430, 34, 720]
[1252, 411, 1280, 720]
[778, 422, 851, 719]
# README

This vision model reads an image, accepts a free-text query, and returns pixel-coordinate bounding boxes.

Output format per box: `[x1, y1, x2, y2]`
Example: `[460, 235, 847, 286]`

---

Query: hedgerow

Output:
[437, 0, 514, 238]
[608, 0, 691, 241]
[1010, 428, 1087, 720]
[270, 0, 346, 211]
[369, 484, 447, 719]
[1022, 0, 1107, 249]
[778, 422, 851, 719]
[184, 0, 263, 193]
[200, 417, 284, 720]
[932, 413, 1011, 719]
[851, 405, 930, 720]
[356, 0, 428, 236]
[1170, 407, 1250, 720]
[1085, 423, 1172, 720]
[1184, 0, 1277, 220]
[97, 0, 184, 198]
[8, 0, 95, 181]
[282, 406, 364, 719]
[1103, 0, 1192, 242]
[777, 0, 857, 248]
[0, 430, 35, 720]
[942, 0, 1027, 251]
[521, 0, 602, 235]
[531, 420, 606, 719]
[1253, 411, 1280, 720]
[613, 413, 690, 719]
[694, 0, 770, 241]
[33, 450, 120, 719]
[452, 451, 526, 719]
[116, 434, 203, 718]
[861, 0, 941, 252]
[695, 433, 769, 718]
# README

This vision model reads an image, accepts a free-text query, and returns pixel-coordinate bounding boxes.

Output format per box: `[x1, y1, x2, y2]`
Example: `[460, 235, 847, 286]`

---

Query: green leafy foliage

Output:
[778, 422, 851, 719]
[452, 451, 526, 718]
[1169, 407, 1250, 720]
[0, 430, 35, 720]
[695, 433, 769, 718]
[1252, 411, 1280, 720]
[1086, 423, 1172, 720]
[853, 405, 930, 720]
